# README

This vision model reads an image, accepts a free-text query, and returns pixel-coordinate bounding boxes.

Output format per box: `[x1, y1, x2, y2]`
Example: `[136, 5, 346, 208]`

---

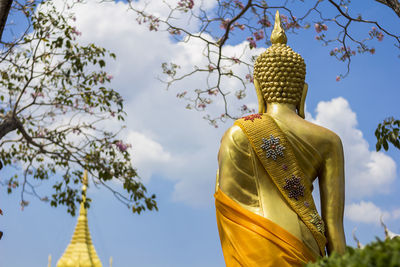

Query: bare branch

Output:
[0, 0, 12, 41]
[375, 0, 400, 18]
[0, 112, 18, 139]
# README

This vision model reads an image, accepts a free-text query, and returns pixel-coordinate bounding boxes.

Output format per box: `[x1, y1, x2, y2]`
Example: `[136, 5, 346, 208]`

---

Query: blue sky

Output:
[1, 0, 400, 266]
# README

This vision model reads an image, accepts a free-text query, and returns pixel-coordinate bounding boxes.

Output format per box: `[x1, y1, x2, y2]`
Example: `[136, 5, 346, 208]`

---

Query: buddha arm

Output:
[217, 126, 260, 211]
[319, 134, 346, 255]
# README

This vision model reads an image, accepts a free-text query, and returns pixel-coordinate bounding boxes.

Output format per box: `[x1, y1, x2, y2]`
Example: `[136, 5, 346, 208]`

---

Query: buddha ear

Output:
[298, 83, 308, 119]
[254, 78, 266, 113]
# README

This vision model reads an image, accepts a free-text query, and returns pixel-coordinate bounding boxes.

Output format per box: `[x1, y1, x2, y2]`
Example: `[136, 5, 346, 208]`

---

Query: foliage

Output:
[306, 237, 400, 267]
[0, 0, 157, 216]
[375, 117, 400, 151]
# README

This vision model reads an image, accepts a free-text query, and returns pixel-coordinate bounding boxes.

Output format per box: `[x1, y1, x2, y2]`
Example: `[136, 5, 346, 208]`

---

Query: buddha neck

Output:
[266, 102, 297, 117]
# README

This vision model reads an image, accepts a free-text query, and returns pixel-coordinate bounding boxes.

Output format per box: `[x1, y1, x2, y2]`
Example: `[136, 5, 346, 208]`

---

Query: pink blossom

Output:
[314, 24, 321, 33]
[176, 91, 187, 98]
[208, 89, 218, 95]
[236, 90, 246, 99]
[231, 57, 240, 64]
[336, 76, 341, 82]
[280, 14, 288, 23]
[168, 28, 181, 35]
[314, 23, 328, 33]
[106, 74, 114, 80]
[247, 37, 256, 49]
[37, 130, 45, 138]
[234, 0, 244, 9]
[220, 19, 231, 30]
[258, 18, 271, 27]
[253, 30, 264, 41]
[31, 92, 44, 98]
[178, 0, 194, 10]
[116, 141, 128, 152]
[245, 74, 254, 83]
[208, 65, 215, 72]
[285, 16, 300, 29]
[148, 15, 160, 31]
[71, 27, 82, 36]
[234, 22, 245, 30]
[369, 27, 384, 41]
[286, 21, 300, 29]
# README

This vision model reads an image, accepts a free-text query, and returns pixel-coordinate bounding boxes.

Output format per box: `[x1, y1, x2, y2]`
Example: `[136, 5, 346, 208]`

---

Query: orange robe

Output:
[215, 189, 316, 267]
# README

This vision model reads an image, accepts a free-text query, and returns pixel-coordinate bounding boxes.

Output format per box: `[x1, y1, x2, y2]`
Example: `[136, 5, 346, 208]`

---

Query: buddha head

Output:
[253, 11, 307, 117]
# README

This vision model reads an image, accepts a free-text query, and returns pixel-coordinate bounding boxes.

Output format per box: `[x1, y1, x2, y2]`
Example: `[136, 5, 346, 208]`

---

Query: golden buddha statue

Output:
[215, 11, 346, 266]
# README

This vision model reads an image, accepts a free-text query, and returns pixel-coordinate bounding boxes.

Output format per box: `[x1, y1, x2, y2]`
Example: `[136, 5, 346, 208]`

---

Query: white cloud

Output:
[308, 97, 397, 199]
[392, 209, 400, 220]
[345, 201, 399, 225]
[126, 131, 172, 183]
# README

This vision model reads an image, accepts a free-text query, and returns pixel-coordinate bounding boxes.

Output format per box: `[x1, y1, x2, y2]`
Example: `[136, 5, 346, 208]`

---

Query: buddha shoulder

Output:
[301, 119, 343, 157]
[219, 125, 250, 154]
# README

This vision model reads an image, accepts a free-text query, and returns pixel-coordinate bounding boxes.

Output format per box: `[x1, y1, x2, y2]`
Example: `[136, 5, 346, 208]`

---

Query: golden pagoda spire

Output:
[56, 170, 103, 267]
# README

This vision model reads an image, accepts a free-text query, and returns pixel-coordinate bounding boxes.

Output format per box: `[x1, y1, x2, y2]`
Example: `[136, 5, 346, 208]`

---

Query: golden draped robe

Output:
[216, 114, 326, 266]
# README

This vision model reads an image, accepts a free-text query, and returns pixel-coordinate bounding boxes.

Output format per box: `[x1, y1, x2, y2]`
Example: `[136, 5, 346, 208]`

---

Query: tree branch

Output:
[0, 112, 18, 140]
[327, 0, 400, 44]
[0, 0, 13, 42]
[375, 0, 400, 18]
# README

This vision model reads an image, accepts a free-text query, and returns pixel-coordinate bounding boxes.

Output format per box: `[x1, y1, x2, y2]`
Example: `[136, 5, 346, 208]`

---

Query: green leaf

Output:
[376, 141, 382, 151]
[390, 132, 397, 143]
[383, 139, 389, 151]
[375, 129, 381, 139]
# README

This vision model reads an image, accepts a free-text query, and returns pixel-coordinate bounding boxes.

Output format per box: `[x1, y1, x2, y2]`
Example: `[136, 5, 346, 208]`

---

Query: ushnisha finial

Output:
[271, 10, 287, 45]
[254, 10, 306, 107]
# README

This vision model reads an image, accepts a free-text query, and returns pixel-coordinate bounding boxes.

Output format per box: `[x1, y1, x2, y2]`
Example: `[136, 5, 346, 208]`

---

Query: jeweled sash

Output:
[234, 113, 327, 255]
